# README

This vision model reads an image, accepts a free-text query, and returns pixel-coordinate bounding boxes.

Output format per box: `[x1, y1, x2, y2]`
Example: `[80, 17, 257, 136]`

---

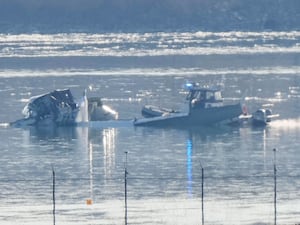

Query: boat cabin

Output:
[185, 85, 223, 109]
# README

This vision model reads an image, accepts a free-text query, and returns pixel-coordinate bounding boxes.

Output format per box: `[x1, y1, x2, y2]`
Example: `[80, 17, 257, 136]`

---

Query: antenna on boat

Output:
[273, 148, 277, 225]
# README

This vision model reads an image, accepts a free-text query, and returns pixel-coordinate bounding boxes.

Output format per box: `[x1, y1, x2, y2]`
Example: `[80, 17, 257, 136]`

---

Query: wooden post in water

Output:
[52, 168, 56, 225]
[124, 151, 128, 225]
[273, 148, 277, 225]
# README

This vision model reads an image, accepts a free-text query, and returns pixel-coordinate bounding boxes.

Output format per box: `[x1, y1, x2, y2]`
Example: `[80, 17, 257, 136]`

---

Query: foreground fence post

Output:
[52, 167, 56, 225]
[124, 151, 128, 225]
[201, 166, 204, 225]
[200, 161, 204, 225]
[273, 148, 277, 225]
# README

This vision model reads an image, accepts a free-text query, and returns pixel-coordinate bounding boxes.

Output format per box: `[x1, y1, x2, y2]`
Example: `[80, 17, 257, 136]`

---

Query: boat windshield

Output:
[214, 91, 222, 101]
[187, 89, 223, 102]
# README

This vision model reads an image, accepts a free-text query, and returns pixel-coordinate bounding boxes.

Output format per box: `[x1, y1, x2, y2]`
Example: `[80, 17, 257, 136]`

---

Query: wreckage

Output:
[11, 89, 118, 127]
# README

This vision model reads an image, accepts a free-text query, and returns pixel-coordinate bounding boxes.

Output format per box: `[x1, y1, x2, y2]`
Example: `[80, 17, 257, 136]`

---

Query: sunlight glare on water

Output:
[1, 32, 300, 57]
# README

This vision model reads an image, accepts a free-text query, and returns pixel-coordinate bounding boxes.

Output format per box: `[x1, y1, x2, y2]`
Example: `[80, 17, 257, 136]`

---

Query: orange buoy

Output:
[86, 199, 93, 205]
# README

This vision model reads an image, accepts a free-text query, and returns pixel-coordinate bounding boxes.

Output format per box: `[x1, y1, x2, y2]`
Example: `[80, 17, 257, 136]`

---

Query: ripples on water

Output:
[0, 31, 299, 225]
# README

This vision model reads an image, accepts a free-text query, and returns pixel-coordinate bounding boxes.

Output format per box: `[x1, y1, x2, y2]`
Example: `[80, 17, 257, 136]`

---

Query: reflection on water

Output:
[186, 138, 193, 196]
[102, 128, 116, 179]
[83, 127, 117, 202]
[79, 127, 117, 200]
[87, 131, 94, 201]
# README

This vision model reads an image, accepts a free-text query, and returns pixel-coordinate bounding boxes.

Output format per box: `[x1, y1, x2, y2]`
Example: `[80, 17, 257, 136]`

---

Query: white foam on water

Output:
[0, 122, 10, 128]
[270, 118, 300, 130]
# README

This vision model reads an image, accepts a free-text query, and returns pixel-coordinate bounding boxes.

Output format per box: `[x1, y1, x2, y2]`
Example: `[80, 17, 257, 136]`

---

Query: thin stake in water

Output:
[273, 148, 277, 225]
[124, 151, 128, 225]
[200, 161, 204, 225]
[52, 167, 56, 225]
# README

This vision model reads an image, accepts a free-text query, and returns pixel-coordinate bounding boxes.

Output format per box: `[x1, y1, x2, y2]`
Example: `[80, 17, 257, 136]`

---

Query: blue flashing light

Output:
[185, 83, 194, 90]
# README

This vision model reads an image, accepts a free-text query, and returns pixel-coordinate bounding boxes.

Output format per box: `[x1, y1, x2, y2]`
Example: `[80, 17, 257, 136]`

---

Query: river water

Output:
[0, 31, 299, 225]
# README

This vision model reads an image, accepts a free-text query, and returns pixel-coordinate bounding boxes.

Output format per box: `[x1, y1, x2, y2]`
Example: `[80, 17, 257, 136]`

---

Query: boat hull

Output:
[134, 103, 242, 128]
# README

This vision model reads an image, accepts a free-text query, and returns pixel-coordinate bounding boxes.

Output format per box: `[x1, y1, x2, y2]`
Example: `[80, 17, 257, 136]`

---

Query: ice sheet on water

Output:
[1, 66, 300, 78]
[1, 32, 300, 57]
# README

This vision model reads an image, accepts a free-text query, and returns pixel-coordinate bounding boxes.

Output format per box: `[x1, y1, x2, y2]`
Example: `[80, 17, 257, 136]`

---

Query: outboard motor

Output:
[252, 109, 267, 126]
[265, 109, 272, 122]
